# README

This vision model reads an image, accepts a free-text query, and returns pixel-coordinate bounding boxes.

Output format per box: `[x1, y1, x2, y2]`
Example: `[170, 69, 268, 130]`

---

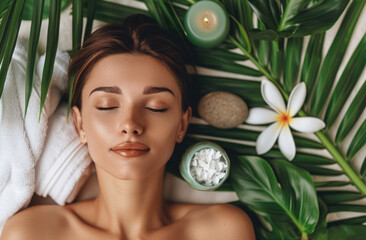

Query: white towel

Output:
[0, 38, 68, 229]
[35, 103, 92, 205]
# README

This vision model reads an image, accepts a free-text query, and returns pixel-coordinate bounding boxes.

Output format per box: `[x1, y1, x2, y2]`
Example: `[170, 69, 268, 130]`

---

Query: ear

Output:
[176, 107, 192, 143]
[72, 106, 87, 144]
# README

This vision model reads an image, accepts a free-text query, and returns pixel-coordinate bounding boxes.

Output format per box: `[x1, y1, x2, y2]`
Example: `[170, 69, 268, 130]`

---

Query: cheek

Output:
[82, 112, 118, 157]
[149, 113, 181, 155]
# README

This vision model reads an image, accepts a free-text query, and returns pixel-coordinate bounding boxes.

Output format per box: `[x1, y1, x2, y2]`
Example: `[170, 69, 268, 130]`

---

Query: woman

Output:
[1, 14, 255, 240]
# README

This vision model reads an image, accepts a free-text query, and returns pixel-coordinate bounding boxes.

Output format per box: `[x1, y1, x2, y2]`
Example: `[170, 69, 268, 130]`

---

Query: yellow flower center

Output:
[277, 111, 292, 126]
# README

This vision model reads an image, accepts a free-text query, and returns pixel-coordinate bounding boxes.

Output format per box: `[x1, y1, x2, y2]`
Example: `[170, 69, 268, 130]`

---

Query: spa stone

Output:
[198, 91, 248, 129]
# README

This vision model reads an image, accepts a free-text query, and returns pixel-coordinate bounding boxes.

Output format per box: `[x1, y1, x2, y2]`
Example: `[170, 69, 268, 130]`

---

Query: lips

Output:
[111, 142, 150, 158]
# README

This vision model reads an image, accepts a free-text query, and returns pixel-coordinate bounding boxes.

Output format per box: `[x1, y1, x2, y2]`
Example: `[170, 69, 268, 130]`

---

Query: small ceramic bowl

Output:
[180, 142, 230, 191]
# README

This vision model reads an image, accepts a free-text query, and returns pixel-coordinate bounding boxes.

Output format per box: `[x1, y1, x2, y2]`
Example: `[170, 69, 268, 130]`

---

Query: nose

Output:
[119, 106, 144, 136]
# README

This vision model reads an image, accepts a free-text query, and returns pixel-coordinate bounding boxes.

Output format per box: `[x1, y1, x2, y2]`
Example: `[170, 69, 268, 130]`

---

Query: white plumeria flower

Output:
[246, 80, 325, 160]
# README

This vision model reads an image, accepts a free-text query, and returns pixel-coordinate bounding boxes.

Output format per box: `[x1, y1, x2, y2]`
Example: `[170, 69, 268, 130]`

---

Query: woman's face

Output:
[73, 54, 191, 180]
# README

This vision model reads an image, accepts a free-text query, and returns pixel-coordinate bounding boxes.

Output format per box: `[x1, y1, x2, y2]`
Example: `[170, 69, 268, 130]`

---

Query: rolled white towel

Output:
[0, 38, 68, 230]
[35, 103, 92, 205]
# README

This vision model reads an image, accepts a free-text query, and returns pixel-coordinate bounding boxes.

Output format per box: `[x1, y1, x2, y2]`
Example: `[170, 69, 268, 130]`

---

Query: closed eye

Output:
[96, 106, 119, 111]
[146, 108, 168, 112]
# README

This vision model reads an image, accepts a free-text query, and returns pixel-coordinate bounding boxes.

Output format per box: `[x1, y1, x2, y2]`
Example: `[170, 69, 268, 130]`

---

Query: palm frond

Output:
[25, 0, 45, 117]
[39, 0, 62, 118]
[0, 0, 25, 97]
[309, 0, 365, 116]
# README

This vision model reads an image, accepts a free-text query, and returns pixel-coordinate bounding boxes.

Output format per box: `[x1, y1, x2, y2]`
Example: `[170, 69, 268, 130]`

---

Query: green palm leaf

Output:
[328, 225, 366, 240]
[335, 80, 366, 144]
[310, 198, 328, 240]
[248, 0, 279, 30]
[0, 0, 15, 69]
[25, 0, 45, 117]
[72, 0, 83, 52]
[283, 37, 303, 92]
[84, 0, 148, 24]
[315, 181, 350, 188]
[257, 21, 270, 67]
[318, 191, 364, 204]
[324, 34, 366, 129]
[328, 204, 366, 213]
[300, 32, 324, 97]
[270, 39, 284, 80]
[39, 0, 61, 118]
[347, 120, 366, 160]
[277, 0, 309, 32]
[309, 0, 365, 116]
[83, 0, 96, 41]
[0, 0, 25, 98]
[328, 215, 366, 227]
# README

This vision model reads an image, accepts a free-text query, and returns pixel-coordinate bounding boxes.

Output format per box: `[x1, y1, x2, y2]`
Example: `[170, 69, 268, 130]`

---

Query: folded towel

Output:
[0, 38, 68, 229]
[35, 103, 92, 205]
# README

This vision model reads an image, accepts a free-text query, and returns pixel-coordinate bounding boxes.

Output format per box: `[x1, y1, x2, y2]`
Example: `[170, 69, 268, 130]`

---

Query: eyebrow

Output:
[89, 85, 175, 97]
[89, 86, 121, 96]
[143, 85, 175, 96]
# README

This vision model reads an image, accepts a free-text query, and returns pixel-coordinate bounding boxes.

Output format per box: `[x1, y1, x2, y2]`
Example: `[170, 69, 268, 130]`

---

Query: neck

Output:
[92, 166, 170, 238]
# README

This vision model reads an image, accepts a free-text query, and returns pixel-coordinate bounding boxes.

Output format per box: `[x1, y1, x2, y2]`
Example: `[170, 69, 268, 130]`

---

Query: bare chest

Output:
[47, 219, 188, 240]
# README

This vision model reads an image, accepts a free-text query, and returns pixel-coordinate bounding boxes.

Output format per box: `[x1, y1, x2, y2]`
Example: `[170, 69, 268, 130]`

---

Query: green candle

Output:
[184, 0, 229, 48]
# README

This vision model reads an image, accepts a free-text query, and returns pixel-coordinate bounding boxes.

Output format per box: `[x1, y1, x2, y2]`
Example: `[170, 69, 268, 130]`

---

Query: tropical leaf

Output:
[347, 120, 366, 160]
[277, 0, 309, 32]
[249, 0, 349, 37]
[283, 37, 303, 92]
[310, 198, 328, 240]
[230, 15, 251, 53]
[250, 28, 279, 41]
[293, 164, 343, 176]
[0, 0, 25, 98]
[318, 191, 364, 204]
[328, 225, 366, 240]
[222, 0, 253, 33]
[270, 39, 284, 80]
[39, 0, 62, 117]
[143, 0, 168, 29]
[324, 34, 366, 129]
[0, 0, 11, 18]
[247, 0, 280, 30]
[231, 156, 319, 238]
[300, 32, 324, 97]
[25, 0, 45, 116]
[72, 0, 83, 52]
[360, 155, 366, 179]
[21, 0, 70, 20]
[328, 215, 366, 227]
[0, 0, 14, 75]
[309, 0, 365, 116]
[194, 47, 248, 62]
[188, 124, 324, 149]
[335, 80, 366, 144]
[315, 181, 350, 188]
[83, 0, 96, 41]
[84, 0, 148, 24]
[288, 0, 349, 37]
[195, 58, 262, 77]
[327, 204, 366, 213]
[257, 21, 270, 66]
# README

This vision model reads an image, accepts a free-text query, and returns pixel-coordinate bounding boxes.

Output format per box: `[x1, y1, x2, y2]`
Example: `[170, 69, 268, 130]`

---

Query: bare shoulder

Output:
[172, 203, 255, 240]
[1, 205, 70, 240]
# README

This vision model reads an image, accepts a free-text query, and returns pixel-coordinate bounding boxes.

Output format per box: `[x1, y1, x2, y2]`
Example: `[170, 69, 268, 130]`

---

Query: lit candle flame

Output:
[203, 17, 209, 23]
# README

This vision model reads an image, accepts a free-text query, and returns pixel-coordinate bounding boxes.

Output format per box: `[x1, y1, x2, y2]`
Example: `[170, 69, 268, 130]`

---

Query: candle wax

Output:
[184, 1, 229, 48]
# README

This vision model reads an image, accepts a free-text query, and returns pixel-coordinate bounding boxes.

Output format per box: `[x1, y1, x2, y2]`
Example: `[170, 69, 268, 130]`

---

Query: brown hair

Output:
[69, 14, 193, 111]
